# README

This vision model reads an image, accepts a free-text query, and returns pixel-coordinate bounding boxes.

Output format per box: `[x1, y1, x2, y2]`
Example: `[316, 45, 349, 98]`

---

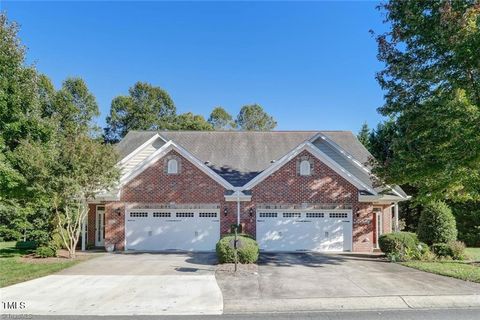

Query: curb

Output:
[223, 295, 480, 314]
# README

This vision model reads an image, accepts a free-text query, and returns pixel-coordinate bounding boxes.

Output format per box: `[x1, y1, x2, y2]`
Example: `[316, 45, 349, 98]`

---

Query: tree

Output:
[170, 112, 213, 131]
[368, 120, 397, 164]
[53, 78, 100, 135]
[0, 14, 59, 242]
[104, 82, 176, 142]
[357, 122, 371, 150]
[14, 134, 120, 258]
[373, 1, 480, 201]
[236, 104, 277, 131]
[208, 107, 236, 130]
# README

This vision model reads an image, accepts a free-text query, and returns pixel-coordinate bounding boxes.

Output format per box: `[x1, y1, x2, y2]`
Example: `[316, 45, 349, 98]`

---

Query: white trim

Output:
[358, 194, 408, 203]
[310, 133, 407, 199]
[118, 133, 164, 166]
[243, 141, 377, 194]
[119, 140, 235, 190]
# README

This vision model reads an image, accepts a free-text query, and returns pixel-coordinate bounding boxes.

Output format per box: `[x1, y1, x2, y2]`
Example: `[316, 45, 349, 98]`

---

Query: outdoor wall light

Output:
[115, 208, 121, 216]
[249, 208, 254, 217]
[224, 207, 228, 216]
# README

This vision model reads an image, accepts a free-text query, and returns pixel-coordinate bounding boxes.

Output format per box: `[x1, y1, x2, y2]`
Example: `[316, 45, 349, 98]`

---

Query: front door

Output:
[95, 206, 105, 246]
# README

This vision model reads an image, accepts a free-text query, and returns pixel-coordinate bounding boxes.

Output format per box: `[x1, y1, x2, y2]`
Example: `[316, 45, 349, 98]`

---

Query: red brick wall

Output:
[251, 150, 373, 252]
[100, 149, 376, 252]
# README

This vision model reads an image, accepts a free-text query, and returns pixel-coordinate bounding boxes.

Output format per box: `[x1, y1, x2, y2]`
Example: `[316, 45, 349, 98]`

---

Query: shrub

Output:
[379, 232, 419, 262]
[35, 246, 56, 258]
[417, 201, 457, 245]
[216, 235, 259, 264]
[379, 232, 418, 254]
[15, 241, 38, 250]
[0, 226, 22, 241]
[432, 241, 466, 260]
[451, 201, 480, 247]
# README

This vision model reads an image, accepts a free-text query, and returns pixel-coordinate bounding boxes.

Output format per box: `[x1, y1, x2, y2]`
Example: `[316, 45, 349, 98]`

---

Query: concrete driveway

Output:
[0, 252, 223, 316]
[217, 253, 480, 313]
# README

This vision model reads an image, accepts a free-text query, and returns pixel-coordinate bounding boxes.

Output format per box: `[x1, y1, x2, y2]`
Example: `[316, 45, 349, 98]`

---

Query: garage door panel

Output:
[125, 210, 219, 251]
[256, 210, 352, 252]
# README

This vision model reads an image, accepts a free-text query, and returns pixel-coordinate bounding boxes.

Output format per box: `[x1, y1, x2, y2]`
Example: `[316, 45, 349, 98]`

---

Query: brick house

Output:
[85, 131, 408, 253]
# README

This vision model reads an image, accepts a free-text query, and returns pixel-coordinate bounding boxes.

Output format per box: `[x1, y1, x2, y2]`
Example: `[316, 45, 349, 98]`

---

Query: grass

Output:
[401, 247, 480, 284]
[0, 241, 93, 288]
[465, 247, 480, 261]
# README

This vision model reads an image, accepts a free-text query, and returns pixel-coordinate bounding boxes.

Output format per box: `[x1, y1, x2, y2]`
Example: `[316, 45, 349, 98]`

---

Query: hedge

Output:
[417, 201, 457, 245]
[216, 235, 259, 264]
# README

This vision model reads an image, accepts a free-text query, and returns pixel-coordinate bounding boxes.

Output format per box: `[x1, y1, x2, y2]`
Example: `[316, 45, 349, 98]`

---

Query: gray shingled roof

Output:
[116, 130, 406, 197]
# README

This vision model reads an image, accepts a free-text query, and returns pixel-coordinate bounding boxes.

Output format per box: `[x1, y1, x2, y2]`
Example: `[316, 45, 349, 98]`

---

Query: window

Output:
[153, 212, 171, 218]
[167, 159, 178, 174]
[176, 212, 194, 218]
[299, 160, 311, 176]
[259, 212, 277, 218]
[130, 212, 148, 218]
[306, 212, 324, 218]
[199, 212, 217, 218]
[283, 212, 301, 218]
[329, 212, 348, 219]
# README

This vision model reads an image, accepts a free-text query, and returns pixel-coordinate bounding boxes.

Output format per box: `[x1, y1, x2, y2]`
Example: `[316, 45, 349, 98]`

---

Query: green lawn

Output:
[465, 247, 480, 261]
[401, 247, 480, 283]
[0, 241, 92, 288]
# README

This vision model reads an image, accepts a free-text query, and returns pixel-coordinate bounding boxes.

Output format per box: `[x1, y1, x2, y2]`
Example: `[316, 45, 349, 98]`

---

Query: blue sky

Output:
[2, 1, 388, 133]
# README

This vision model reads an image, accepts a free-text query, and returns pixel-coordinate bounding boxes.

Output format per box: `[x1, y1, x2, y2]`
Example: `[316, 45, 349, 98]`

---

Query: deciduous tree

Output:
[373, 0, 480, 201]
[236, 104, 276, 131]
[208, 107, 236, 130]
[104, 82, 175, 142]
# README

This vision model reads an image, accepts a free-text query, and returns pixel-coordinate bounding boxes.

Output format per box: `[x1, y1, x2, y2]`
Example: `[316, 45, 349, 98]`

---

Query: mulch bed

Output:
[20, 249, 95, 264]
[216, 263, 259, 276]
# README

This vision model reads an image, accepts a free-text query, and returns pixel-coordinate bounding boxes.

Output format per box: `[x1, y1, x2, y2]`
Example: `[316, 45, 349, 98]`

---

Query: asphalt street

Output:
[11, 308, 480, 320]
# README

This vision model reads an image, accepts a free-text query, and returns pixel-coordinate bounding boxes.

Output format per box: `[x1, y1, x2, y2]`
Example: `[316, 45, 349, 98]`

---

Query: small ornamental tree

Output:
[417, 201, 457, 245]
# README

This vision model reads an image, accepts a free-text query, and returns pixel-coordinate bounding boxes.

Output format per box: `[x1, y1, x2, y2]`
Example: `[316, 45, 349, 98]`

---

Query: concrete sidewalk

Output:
[1, 253, 223, 316]
[0, 274, 223, 315]
[224, 295, 480, 313]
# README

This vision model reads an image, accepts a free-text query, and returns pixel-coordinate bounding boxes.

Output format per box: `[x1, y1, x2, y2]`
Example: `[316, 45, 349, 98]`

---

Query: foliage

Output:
[417, 201, 457, 245]
[35, 246, 56, 258]
[357, 122, 371, 150]
[379, 232, 419, 261]
[451, 201, 480, 247]
[15, 241, 38, 250]
[432, 241, 467, 260]
[104, 81, 176, 142]
[208, 107, 236, 130]
[216, 235, 259, 264]
[169, 112, 213, 131]
[236, 104, 277, 131]
[373, 1, 480, 201]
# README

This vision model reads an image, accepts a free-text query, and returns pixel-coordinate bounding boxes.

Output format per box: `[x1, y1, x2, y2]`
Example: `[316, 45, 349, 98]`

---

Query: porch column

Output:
[394, 203, 399, 232]
[81, 214, 86, 251]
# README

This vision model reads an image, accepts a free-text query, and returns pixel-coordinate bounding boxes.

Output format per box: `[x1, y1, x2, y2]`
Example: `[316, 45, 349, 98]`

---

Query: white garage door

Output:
[125, 209, 220, 251]
[256, 210, 352, 252]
